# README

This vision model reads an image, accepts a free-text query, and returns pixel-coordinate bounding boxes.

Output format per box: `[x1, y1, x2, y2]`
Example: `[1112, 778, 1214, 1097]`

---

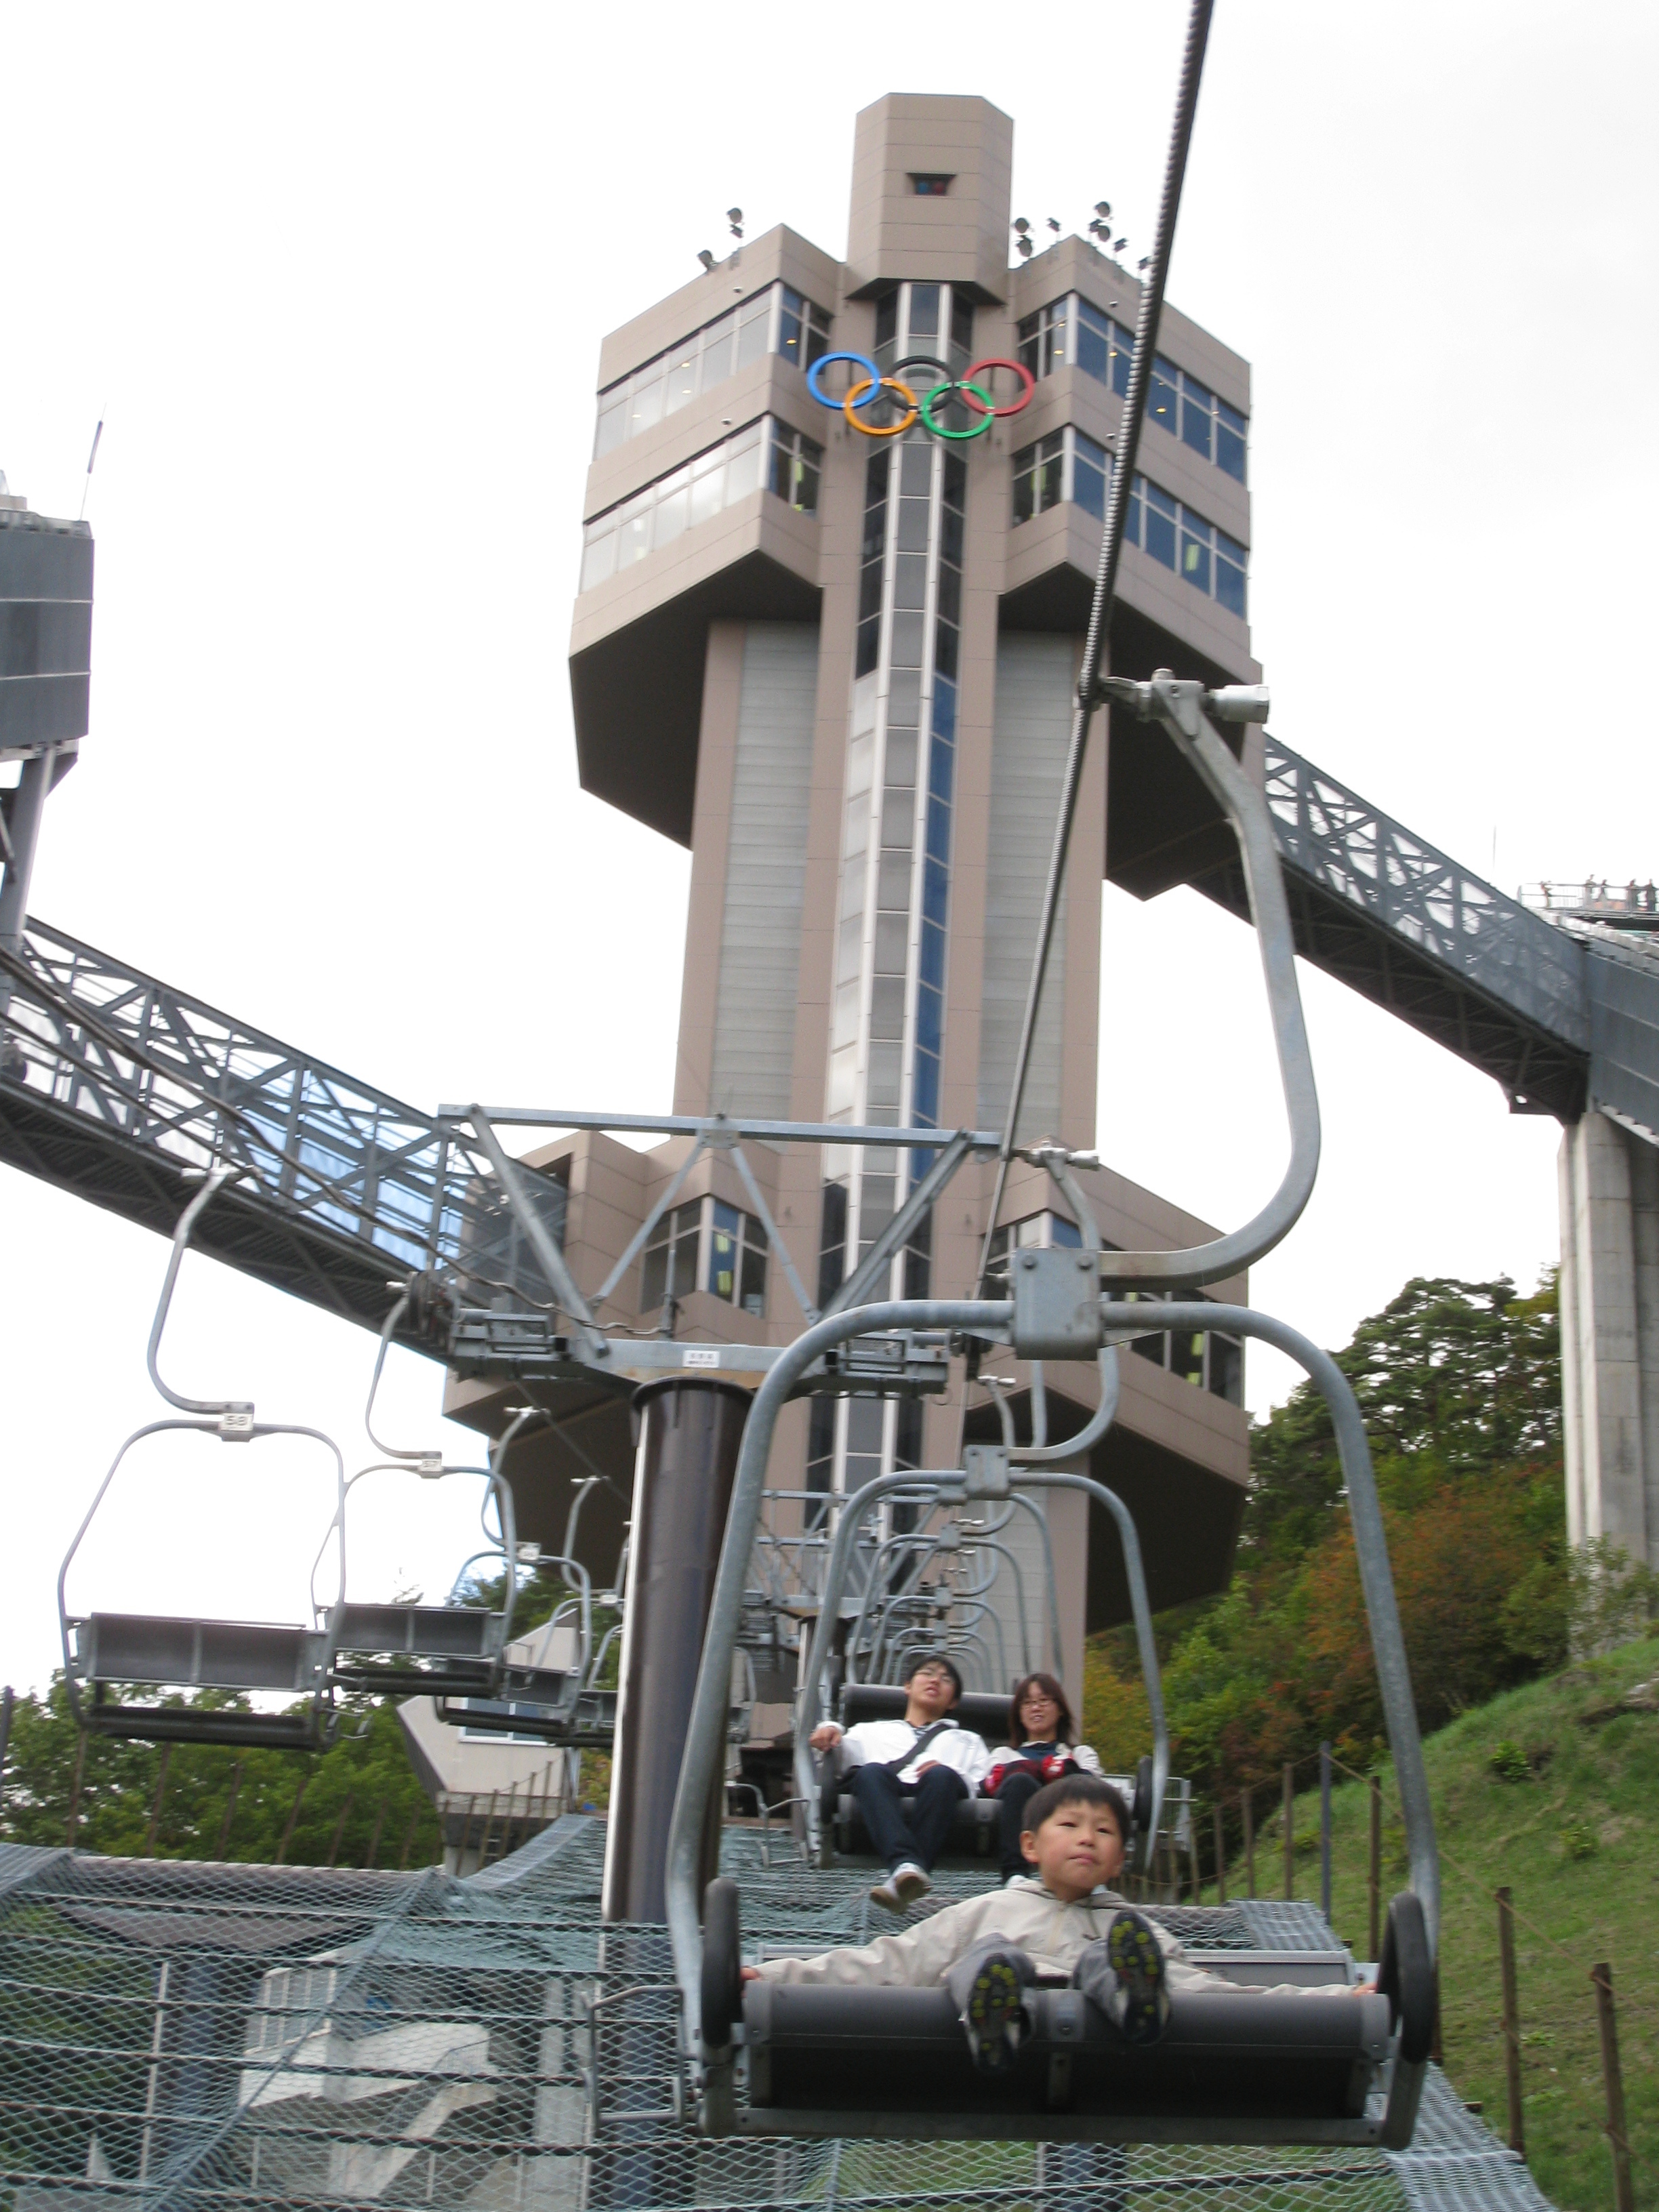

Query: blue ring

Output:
[806, 350, 882, 413]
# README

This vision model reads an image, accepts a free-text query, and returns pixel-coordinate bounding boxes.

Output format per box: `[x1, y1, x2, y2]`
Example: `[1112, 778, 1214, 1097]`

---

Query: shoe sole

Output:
[892, 1870, 931, 1907]
[868, 1883, 903, 1913]
[1108, 1913, 1168, 2046]
[966, 1955, 1023, 2074]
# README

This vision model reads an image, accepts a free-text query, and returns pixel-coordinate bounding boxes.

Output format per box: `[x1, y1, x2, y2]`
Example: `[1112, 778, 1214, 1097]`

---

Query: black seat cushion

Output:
[745, 1981, 1390, 2119]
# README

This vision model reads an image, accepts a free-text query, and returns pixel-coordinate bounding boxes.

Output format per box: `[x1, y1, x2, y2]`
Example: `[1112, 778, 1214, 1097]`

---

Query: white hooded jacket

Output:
[753, 1875, 1354, 2001]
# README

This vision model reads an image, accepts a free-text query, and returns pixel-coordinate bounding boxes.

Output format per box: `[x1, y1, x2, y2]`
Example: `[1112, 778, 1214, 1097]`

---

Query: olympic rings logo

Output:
[805, 350, 1034, 443]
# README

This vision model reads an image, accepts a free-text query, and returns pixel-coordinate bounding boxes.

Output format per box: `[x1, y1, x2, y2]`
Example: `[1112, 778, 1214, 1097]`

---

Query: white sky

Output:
[0, 2, 1654, 1693]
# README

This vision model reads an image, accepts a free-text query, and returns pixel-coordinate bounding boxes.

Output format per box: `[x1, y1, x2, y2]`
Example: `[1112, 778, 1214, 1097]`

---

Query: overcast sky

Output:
[0, 2, 1653, 1694]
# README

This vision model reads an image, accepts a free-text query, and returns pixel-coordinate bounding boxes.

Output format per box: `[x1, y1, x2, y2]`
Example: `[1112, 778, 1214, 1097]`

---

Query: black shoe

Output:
[962, 1950, 1027, 2074]
[1105, 1909, 1171, 2047]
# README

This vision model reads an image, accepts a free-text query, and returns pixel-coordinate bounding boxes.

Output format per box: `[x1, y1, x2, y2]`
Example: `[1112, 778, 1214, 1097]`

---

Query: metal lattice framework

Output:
[0, 1822, 1553, 2212]
[1199, 738, 1592, 1120]
[0, 919, 569, 1345]
[5, 720, 1653, 1357]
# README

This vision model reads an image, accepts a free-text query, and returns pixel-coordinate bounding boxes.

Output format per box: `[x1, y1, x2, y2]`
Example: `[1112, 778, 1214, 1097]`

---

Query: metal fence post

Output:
[1282, 1762, 1294, 1900]
[1242, 1786, 1254, 1898]
[1496, 1887, 1524, 2158]
[275, 1772, 309, 1865]
[1591, 1963, 1635, 2212]
[0, 1685, 13, 1802]
[1368, 1774, 1382, 1961]
[1213, 1797, 1227, 1904]
[1319, 1741, 1332, 1925]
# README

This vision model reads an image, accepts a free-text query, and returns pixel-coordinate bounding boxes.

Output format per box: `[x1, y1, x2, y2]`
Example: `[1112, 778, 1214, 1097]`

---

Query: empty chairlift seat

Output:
[331, 1601, 506, 1697]
[66, 1612, 333, 1748]
[700, 1878, 1435, 2146]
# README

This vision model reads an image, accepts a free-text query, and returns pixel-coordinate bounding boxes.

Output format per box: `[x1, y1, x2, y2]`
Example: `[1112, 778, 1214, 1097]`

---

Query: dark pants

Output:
[848, 1762, 966, 1873]
[994, 1766, 1044, 1881]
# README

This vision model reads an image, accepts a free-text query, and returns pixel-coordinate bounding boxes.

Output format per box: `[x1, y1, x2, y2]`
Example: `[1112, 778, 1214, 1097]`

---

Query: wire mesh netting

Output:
[0, 1820, 1554, 2211]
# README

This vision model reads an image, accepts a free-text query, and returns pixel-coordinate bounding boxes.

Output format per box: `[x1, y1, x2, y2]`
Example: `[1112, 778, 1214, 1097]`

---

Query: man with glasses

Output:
[810, 1652, 991, 1910]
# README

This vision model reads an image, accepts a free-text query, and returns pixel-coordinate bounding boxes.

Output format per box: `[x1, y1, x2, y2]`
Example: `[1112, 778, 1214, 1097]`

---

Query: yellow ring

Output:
[844, 375, 918, 438]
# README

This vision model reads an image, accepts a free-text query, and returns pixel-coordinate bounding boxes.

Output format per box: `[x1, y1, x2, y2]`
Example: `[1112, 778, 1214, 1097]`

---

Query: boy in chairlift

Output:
[745, 1773, 1370, 2072]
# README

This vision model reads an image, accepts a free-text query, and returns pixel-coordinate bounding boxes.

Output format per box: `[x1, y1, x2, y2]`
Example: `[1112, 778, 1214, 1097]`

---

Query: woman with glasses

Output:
[982, 1671, 1103, 1883]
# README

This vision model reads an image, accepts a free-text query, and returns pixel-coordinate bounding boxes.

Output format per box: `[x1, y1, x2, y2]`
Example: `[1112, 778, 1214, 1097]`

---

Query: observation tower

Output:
[443, 95, 1264, 1690]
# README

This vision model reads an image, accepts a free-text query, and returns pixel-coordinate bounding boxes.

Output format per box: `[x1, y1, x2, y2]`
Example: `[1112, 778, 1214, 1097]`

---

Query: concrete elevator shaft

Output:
[601, 1377, 751, 1924]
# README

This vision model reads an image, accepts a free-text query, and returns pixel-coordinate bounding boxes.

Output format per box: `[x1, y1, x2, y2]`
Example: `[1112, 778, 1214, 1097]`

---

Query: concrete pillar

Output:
[1558, 1111, 1659, 1570]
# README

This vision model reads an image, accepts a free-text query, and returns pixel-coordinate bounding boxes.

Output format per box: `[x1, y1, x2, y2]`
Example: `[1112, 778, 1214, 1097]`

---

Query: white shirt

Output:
[831, 1715, 991, 1788]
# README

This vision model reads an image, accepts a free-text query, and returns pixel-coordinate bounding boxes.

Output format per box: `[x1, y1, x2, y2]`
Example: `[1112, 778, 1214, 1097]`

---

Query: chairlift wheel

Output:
[701, 1876, 743, 2051]
[1378, 1891, 1435, 2064]
[1133, 1753, 1154, 1833]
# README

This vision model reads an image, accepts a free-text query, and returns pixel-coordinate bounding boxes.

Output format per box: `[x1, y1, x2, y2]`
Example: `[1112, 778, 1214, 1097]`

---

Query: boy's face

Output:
[1022, 1799, 1126, 1900]
[905, 1662, 959, 1717]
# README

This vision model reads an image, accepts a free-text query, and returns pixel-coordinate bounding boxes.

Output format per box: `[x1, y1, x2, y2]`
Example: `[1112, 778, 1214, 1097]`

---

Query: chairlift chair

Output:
[58, 1169, 348, 1751]
[701, 1874, 1435, 2145]
[665, 678, 1441, 2150]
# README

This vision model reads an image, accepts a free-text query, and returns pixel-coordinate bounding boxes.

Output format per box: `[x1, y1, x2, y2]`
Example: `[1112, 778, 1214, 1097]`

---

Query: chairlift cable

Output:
[980, 0, 1214, 1284]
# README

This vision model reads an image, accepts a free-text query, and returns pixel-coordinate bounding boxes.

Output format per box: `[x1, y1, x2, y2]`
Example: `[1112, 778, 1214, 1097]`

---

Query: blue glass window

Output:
[923, 857, 949, 928]
[1216, 399, 1247, 483]
[1215, 531, 1247, 617]
[1111, 325, 1132, 397]
[928, 738, 954, 805]
[1144, 482, 1178, 569]
[916, 981, 943, 1058]
[1149, 356, 1180, 438]
[911, 1052, 939, 1127]
[1180, 514, 1211, 594]
[931, 674, 957, 743]
[920, 918, 946, 989]
[1181, 376, 1214, 459]
[925, 799, 952, 865]
[1076, 297, 1110, 382]
[1071, 428, 1107, 520]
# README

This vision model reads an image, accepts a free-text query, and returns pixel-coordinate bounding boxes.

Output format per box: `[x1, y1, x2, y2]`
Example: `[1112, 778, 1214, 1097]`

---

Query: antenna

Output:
[77, 418, 104, 523]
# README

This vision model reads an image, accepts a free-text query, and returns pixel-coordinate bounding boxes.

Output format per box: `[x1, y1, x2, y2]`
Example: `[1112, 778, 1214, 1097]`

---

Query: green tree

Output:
[0, 1679, 442, 1869]
[1084, 1270, 1602, 1799]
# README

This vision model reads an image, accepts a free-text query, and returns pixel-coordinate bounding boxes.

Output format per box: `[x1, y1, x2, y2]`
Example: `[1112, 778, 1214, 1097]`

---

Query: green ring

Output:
[920, 377, 996, 441]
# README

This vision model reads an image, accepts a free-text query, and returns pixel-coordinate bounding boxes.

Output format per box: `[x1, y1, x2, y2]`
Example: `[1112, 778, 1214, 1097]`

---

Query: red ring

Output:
[962, 357, 1036, 418]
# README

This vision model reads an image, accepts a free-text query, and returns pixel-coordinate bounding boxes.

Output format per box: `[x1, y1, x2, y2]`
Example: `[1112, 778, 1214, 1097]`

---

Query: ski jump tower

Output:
[462, 94, 1267, 1692]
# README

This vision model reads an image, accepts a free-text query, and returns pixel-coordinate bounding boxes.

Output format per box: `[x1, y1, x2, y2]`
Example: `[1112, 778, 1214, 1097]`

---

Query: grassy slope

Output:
[1231, 1633, 1659, 2211]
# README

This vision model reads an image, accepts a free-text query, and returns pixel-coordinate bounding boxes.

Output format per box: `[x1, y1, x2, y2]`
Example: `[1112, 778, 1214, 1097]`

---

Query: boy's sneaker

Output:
[869, 1864, 930, 1912]
[1103, 1909, 1171, 2046]
[962, 1948, 1027, 2074]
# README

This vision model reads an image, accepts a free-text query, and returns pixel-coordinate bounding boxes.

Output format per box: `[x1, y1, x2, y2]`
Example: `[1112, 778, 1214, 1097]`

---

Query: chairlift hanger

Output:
[58, 1167, 348, 1750]
[663, 632, 1438, 2152]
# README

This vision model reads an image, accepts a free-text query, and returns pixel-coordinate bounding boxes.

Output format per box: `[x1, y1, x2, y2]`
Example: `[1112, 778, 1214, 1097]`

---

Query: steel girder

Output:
[1193, 737, 1591, 1119]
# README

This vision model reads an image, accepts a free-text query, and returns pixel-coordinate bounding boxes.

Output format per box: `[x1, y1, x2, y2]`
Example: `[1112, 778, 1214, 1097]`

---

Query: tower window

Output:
[910, 173, 953, 196]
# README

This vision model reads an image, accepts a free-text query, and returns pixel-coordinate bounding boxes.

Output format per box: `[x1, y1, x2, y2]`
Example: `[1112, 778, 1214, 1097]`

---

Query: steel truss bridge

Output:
[0, 735, 1654, 1364]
